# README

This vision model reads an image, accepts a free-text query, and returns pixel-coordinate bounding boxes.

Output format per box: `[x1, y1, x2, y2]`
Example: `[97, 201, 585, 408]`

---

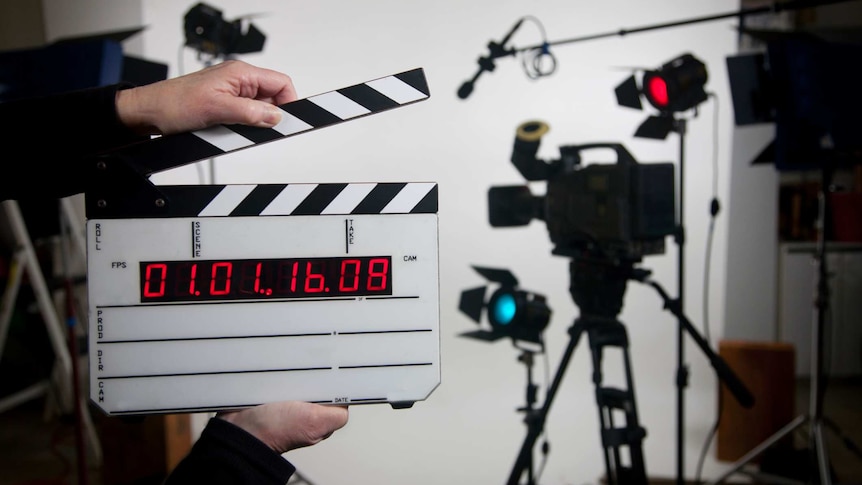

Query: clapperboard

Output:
[86, 68, 440, 415]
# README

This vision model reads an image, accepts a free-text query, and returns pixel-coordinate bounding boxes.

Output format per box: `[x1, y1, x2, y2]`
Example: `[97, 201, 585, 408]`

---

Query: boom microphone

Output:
[457, 18, 523, 99]
[457, 77, 477, 99]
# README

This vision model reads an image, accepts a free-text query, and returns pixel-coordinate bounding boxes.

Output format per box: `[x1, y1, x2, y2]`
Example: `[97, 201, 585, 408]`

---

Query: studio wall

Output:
[42, 0, 749, 482]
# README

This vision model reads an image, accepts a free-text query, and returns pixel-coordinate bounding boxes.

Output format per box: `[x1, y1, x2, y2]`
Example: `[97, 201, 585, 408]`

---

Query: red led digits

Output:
[304, 261, 326, 293]
[367, 257, 389, 291]
[339, 259, 360, 292]
[142, 263, 167, 298]
[238, 261, 274, 296]
[253, 263, 272, 295]
[210, 262, 232, 296]
[140, 256, 392, 303]
[189, 263, 199, 296]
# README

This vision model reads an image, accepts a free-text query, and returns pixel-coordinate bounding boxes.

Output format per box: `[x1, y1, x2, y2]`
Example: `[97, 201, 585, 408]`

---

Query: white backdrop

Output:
[92, 0, 744, 483]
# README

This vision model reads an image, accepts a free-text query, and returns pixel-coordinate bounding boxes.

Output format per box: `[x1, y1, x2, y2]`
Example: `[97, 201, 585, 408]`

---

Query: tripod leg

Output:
[812, 421, 832, 485]
[506, 319, 587, 485]
[588, 319, 647, 485]
[706, 415, 807, 485]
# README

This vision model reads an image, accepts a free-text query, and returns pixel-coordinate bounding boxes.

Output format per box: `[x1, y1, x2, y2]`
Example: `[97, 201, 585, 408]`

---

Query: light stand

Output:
[637, 113, 694, 485]
[617, 49, 715, 482]
[627, 103, 700, 485]
[457, 265, 553, 484]
[706, 163, 862, 485]
[514, 347, 542, 484]
[673, 116, 689, 485]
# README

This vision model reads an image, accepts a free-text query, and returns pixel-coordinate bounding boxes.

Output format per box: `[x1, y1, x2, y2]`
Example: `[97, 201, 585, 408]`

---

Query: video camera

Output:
[488, 121, 676, 261]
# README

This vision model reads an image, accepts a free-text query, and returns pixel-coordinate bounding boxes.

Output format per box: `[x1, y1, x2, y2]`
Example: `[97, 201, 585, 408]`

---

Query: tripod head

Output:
[566, 253, 647, 319]
[566, 251, 756, 409]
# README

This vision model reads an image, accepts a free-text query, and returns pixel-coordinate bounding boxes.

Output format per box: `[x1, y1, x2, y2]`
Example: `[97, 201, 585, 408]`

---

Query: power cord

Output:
[695, 91, 722, 484]
[517, 16, 557, 80]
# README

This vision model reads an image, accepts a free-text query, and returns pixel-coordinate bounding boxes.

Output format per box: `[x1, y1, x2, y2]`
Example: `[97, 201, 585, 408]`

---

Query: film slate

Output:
[86, 68, 439, 416]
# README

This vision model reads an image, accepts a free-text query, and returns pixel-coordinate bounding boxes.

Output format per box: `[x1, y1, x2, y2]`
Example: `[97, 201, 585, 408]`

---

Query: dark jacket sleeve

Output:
[0, 83, 148, 201]
[164, 417, 296, 485]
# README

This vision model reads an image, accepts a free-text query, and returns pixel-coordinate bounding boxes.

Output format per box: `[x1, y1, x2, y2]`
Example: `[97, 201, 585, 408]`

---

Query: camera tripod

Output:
[506, 252, 754, 485]
[506, 254, 648, 485]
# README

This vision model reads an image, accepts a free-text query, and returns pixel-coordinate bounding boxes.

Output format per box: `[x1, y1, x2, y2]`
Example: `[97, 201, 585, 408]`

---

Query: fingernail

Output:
[261, 105, 282, 126]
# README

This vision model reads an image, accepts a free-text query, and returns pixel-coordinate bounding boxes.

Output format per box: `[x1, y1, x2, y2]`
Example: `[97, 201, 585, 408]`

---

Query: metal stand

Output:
[506, 256, 648, 485]
[0, 199, 74, 414]
[639, 112, 695, 485]
[0, 198, 102, 475]
[672, 117, 689, 485]
[512, 348, 543, 483]
[647, 114, 697, 485]
[707, 165, 861, 485]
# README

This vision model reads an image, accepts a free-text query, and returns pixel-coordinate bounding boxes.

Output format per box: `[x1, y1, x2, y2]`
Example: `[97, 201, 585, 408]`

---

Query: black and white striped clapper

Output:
[111, 67, 430, 177]
[86, 69, 439, 416]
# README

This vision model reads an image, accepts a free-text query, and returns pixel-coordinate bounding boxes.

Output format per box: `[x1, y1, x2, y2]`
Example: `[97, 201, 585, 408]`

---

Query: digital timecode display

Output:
[139, 256, 392, 303]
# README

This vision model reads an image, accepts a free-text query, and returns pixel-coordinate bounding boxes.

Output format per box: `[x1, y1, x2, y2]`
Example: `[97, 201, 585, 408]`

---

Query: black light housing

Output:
[459, 266, 551, 344]
[184, 2, 266, 59]
[615, 53, 709, 139]
[643, 54, 708, 113]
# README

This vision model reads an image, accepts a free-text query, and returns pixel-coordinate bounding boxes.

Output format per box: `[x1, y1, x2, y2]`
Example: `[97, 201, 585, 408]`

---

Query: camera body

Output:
[489, 121, 676, 260]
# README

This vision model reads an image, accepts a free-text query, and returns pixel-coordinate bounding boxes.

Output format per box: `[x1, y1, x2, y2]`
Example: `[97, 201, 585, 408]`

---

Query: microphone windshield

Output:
[457, 81, 474, 99]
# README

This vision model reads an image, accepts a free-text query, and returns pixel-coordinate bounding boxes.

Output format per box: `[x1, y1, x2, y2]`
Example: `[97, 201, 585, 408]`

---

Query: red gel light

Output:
[646, 76, 669, 108]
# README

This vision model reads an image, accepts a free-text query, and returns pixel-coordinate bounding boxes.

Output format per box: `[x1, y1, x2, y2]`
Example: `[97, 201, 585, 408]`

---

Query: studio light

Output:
[184, 2, 266, 60]
[459, 266, 551, 344]
[615, 53, 709, 139]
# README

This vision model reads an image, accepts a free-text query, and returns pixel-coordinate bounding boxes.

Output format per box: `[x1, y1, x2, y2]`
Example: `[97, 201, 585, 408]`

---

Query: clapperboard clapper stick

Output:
[85, 68, 440, 415]
[87, 67, 430, 218]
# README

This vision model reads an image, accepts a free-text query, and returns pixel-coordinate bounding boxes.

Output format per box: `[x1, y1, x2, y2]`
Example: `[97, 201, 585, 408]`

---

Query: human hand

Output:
[216, 401, 349, 455]
[116, 59, 297, 136]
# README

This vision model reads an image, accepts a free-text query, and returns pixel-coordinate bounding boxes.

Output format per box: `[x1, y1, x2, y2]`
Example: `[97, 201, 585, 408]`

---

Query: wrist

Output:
[215, 411, 278, 452]
[115, 86, 160, 135]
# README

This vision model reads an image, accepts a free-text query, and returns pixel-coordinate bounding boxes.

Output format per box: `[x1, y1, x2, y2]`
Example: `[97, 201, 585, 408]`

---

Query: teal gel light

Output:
[493, 293, 516, 325]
